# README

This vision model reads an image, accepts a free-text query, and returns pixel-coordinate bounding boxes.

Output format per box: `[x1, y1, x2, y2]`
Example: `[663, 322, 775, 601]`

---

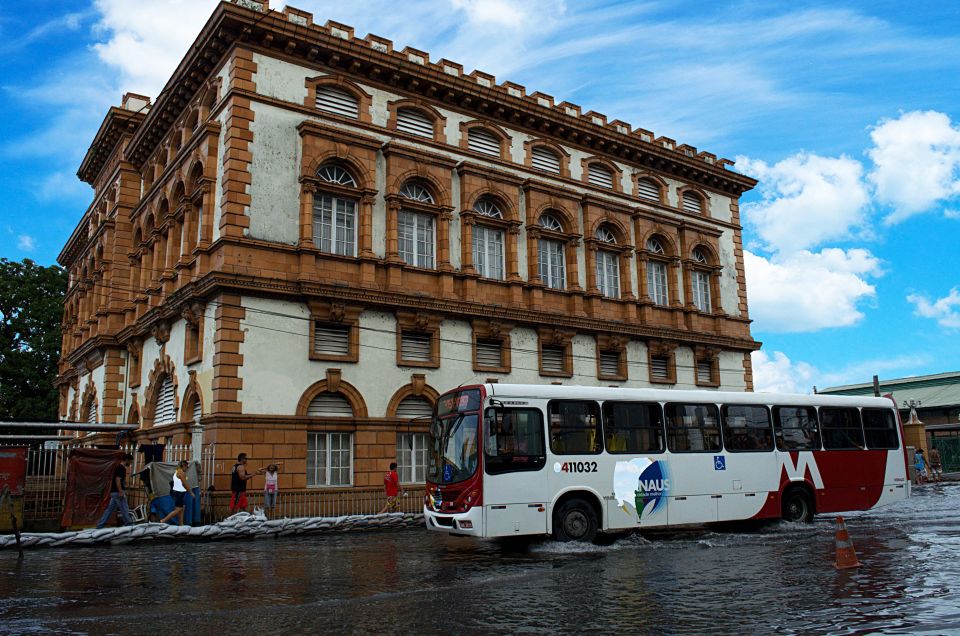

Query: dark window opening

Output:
[602, 401, 664, 454]
[548, 400, 602, 455]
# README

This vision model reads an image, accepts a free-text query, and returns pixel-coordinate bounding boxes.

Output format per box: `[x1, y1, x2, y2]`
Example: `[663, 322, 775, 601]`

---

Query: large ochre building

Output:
[57, 0, 760, 496]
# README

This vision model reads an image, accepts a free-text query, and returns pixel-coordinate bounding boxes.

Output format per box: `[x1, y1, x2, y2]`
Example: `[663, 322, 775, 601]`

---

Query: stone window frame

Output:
[637, 230, 681, 308]
[459, 120, 512, 162]
[527, 207, 581, 291]
[677, 185, 710, 218]
[471, 319, 513, 374]
[635, 173, 669, 205]
[694, 347, 721, 388]
[386, 99, 447, 144]
[647, 340, 678, 385]
[523, 139, 572, 178]
[596, 334, 628, 382]
[181, 302, 205, 366]
[462, 192, 517, 281]
[308, 301, 362, 363]
[586, 218, 634, 300]
[309, 162, 362, 258]
[580, 156, 624, 193]
[684, 243, 723, 315]
[126, 339, 143, 388]
[395, 311, 442, 369]
[538, 328, 575, 378]
[303, 75, 374, 124]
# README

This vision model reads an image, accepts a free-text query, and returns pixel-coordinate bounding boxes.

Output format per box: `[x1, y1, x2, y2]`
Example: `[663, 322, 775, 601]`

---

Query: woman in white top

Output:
[160, 460, 191, 526]
[263, 463, 282, 518]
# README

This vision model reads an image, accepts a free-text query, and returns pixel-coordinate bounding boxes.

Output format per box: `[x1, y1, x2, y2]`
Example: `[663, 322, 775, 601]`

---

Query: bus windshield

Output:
[428, 413, 479, 484]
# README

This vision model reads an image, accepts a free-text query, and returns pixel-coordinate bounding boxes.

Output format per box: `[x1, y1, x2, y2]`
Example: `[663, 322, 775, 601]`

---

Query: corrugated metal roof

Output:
[820, 371, 960, 408]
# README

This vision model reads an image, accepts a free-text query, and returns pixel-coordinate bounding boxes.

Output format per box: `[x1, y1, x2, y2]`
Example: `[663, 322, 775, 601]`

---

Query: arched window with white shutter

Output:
[637, 177, 664, 203]
[306, 392, 354, 417]
[681, 189, 706, 215]
[530, 145, 561, 174]
[586, 162, 614, 189]
[395, 107, 435, 139]
[154, 375, 176, 426]
[315, 85, 360, 119]
[396, 395, 433, 419]
[462, 123, 508, 159]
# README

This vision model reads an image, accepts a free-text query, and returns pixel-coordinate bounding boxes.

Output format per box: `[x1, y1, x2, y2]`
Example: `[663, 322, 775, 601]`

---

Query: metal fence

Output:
[931, 437, 960, 473]
[219, 487, 424, 520]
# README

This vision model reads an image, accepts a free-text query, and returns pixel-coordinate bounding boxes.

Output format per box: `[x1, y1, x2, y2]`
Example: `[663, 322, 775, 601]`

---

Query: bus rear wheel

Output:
[554, 499, 598, 542]
[781, 488, 814, 523]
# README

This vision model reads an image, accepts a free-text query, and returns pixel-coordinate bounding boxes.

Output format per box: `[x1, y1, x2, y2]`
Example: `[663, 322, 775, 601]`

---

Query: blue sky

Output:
[1, 0, 958, 393]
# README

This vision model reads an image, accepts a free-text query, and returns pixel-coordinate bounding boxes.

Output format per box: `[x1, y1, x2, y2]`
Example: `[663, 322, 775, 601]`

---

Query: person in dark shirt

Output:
[229, 453, 263, 513]
[96, 453, 134, 528]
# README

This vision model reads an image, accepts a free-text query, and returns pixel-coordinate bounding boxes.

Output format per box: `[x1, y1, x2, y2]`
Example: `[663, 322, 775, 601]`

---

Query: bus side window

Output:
[820, 407, 865, 450]
[721, 404, 773, 452]
[773, 406, 821, 451]
[484, 409, 546, 475]
[862, 408, 900, 449]
[665, 403, 721, 453]
[548, 401, 602, 455]
[602, 402, 664, 454]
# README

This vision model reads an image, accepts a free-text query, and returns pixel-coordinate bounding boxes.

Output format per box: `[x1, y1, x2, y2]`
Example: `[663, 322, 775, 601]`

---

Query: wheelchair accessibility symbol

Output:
[714, 456, 726, 471]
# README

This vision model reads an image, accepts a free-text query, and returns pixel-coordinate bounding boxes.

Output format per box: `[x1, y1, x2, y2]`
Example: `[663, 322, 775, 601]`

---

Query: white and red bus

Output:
[424, 384, 910, 542]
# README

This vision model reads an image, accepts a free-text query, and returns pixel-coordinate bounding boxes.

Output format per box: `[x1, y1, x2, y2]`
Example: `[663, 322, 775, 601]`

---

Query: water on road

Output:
[2, 483, 959, 635]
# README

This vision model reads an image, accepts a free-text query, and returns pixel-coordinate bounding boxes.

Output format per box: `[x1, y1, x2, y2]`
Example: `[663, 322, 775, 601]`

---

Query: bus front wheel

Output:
[781, 488, 814, 523]
[554, 499, 598, 542]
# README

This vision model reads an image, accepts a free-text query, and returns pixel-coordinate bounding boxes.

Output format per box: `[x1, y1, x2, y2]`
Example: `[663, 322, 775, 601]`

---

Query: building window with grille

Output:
[649, 352, 675, 384]
[398, 330, 435, 367]
[637, 177, 662, 203]
[531, 145, 561, 174]
[397, 182, 436, 269]
[645, 237, 670, 306]
[311, 320, 357, 362]
[695, 358, 718, 386]
[587, 162, 615, 189]
[691, 248, 712, 313]
[315, 85, 360, 119]
[85, 397, 98, 424]
[396, 432, 429, 483]
[395, 107, 434, 139]
[154, 375, 176, 426]
[313, 164, 358, 257]
[536, 213, 566, 290]
[467, 127, 503, 157]
[594, 226, 620, 299]
[307, 432, 353, 487]
[681, 190, 706, 215]
[598, 349, 625, 381]
[540, 337, 571, 378]
[475, 338, 506, 371]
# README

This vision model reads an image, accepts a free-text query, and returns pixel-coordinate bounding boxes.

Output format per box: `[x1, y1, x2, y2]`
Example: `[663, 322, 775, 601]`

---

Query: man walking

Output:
[230, 453, 262, 513]
[96, 453, 134, 528]
[929, 447, 943, 483]
[378, 461, 405, 514]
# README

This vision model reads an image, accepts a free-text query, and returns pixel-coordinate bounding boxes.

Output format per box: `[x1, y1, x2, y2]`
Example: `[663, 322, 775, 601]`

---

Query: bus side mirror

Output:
[485, 407, 502, 433]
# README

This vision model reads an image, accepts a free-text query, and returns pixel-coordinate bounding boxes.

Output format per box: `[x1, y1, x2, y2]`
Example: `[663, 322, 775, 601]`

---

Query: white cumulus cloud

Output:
[744, 248, 881, 333]
[751, 350, 818, 394]
[867, 110, 960, 224]
[17, 235, 37, 252]
[737, 153, 870, 254]
[907, 288, 960, 329]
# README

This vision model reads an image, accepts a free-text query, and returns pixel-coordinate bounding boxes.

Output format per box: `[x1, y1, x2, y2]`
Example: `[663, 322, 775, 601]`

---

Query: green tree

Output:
[0, 258, 68, 421]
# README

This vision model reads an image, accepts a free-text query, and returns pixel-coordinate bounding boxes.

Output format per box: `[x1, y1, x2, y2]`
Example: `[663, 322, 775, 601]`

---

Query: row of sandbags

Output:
[0, 512, 423, 550]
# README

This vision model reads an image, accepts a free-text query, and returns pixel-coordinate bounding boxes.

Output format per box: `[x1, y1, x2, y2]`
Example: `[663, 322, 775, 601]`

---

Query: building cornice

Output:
[77, 107, 146, 185]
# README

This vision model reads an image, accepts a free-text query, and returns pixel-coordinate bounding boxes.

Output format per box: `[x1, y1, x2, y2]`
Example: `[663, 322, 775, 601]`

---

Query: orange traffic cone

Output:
[834, 516, 861, 569]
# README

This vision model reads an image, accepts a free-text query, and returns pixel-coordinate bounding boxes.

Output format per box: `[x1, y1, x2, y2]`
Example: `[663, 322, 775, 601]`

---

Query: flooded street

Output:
[2, 483, 959, 635]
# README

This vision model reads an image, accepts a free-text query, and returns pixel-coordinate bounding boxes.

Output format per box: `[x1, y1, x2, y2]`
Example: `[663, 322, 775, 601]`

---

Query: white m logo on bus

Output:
[782, 452, 824, 489]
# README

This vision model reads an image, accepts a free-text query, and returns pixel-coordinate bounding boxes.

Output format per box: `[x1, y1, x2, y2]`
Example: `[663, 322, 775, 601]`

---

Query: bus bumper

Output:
[423, 505, 484, 537]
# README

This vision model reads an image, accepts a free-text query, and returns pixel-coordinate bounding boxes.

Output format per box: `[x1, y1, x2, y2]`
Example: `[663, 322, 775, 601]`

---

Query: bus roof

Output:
[483, 383, 896, 409]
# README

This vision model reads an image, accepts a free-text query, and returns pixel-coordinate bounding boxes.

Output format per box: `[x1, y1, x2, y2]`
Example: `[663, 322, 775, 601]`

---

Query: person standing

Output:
[96, 453, 134, 528]
[929, 447, 943, 483]
[915, 448, 927, 485]
[230, 453, 263, 513]
[263, 463, 283, 518]
[160, 460, 192, 526]
[378, 462, 404, 514]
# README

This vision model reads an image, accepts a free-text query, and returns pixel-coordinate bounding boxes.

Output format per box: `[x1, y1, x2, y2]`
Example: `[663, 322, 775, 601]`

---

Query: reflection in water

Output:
[1, 484, 959, 634]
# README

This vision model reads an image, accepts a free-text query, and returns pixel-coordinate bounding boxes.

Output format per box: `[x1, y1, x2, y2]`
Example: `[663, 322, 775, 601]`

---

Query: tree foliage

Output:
[0, 258, 68, 421]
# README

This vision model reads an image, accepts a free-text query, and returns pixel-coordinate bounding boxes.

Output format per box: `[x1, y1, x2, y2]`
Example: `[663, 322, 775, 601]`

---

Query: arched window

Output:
[587, 163, 614, 189]
[682, 190, 705, 215]
[398, 181, 436, 268]
[306, 392, 354, 417]
[691, 248, 712, 313]
[467, 127, 501, 157]
[396, 395, 433, 419]
[313, 164, 358, 256]
[532, 146, 561, 174]
[86, 397, 97, 424]
[155, 375, 176, 426]
[646, 237, 669, 306]
[472, 197, 505, 280]
[637, 178, 662, 203]
[305, 391, 353, 487]
[537, 213, 566, 290]
[594, 226, 620, 298]
[315, 85, 359, 119]
[396, 108, 433, 138]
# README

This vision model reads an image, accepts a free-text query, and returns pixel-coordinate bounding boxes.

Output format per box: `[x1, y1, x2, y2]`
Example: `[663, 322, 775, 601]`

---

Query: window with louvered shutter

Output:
[476, 339, 503, 369]
[314, 322, 351, 357]
[396, 108, 433, 138]
[638, 178, 661, 202]
[682, 191, 704, 214]
[86, 400, 97, 424]
[532, 146, 561, 173]
[650, 356, 670, 381]
[192, 396, 201, 422]
[696, 361, 714, 384]
[588, 163, 614, 189]
[541, 345, 566, 374]
[468, 128, 501, 156]
[307, 392, 354, 417]
[155, 375, 176, 425]
[400, 331, 432, 363]
[315, 85, 359, 119]
[599, 351, 621, 378]
[396, 396, 433, 419]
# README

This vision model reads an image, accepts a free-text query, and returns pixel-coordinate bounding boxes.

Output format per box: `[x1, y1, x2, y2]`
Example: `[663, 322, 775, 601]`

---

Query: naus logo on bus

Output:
[613, 458, 670, 520]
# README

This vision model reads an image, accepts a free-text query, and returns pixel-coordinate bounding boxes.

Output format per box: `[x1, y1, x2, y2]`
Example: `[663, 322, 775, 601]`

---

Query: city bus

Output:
[424, 384, 910, 542]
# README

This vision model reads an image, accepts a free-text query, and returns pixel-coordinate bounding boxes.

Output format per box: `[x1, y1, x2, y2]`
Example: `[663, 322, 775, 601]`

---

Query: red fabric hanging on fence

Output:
[60, 448, 123, 528]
